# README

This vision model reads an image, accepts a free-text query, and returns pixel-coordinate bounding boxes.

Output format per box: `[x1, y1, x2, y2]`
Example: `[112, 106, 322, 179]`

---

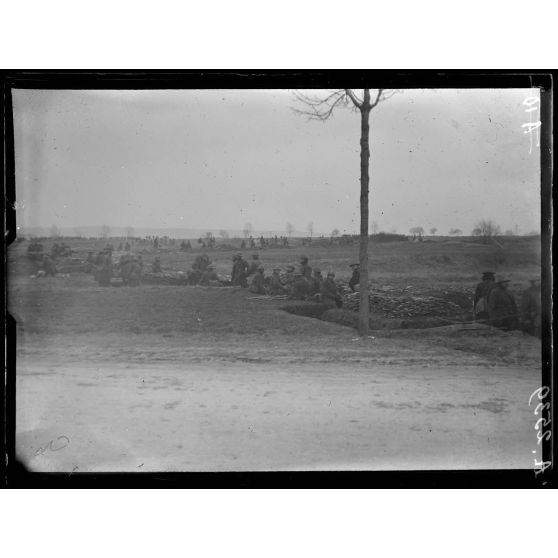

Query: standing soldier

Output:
[236, 254, 249, 288]
[348, 263, 360, 292]
[231, 254, 240, 285]
[487, 278, 518, 330]
[474, 271, 496, 321]
[520, 278, 541, 338]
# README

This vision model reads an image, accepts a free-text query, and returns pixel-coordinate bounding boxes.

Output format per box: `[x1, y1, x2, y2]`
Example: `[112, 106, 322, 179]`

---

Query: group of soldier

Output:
[85, 246, 144, 287]
[473, 271, 541, 338]
[226, 253, 344, 308]
[240, 236, 290, 250]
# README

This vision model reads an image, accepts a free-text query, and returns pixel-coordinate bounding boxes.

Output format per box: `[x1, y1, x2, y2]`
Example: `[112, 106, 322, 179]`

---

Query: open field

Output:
[9, 236, 543, 471]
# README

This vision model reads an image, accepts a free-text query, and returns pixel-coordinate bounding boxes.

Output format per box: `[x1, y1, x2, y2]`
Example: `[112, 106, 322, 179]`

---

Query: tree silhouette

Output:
[294, 89, 396, 335]
[307, 221, 314, 238]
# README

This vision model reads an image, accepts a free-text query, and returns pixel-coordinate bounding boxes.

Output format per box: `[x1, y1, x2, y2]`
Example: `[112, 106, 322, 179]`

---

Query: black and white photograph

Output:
[4, 73, 552, 484]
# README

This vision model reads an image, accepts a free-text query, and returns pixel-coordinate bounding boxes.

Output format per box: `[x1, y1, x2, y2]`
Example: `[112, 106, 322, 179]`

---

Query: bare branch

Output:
[345, 89, 362, 109]
[370, 89, 384, 109]
[292, 89, 349, 121]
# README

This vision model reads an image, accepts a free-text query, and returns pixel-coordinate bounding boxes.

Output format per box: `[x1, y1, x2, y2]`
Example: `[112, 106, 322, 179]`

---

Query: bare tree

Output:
[242, 223, 252, 238]
[100, 224, 111, 239]
[286, 222, 295, 237]
[448, 228, 463, 236]
[471, 219, 501, 239]
[219, 229, 229, 239]
[307, 221, 314, 238]
[409, 226, 425, 236]
[294, 89, 395, 335]
[49, 224, 60, 238]
[429, 227, 437, 236]
[331, 228, 340, 238]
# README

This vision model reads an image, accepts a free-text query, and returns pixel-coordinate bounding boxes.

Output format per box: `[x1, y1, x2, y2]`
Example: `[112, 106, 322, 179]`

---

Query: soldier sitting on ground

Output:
[41, 254, 57, 276]
[121, 256, 142, 286]
[192, 253, 210, 273]
[199, 265, 220, 286]
[249, 266, 266, 294]
[282, 265, 296, 296]
[474, 271, 495, 322]
[96, 252, 113, 286]
[310, 268, 324, 297]
[289, 273, 310, 300]
[268, 268, 287, 295]
[299, 255, 312, 280]
[152, 256, 162, 273]
[248, 254, 261, 276]
[487, 277, 518, 331]
[321, 272, 343, 308]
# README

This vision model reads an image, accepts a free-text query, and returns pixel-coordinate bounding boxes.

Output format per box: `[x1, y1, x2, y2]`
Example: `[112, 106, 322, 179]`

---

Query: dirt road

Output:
[16, 351, 540, 472]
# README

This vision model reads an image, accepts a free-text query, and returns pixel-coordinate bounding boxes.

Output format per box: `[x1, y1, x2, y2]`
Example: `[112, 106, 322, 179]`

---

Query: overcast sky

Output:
[13, 88, 541, 235]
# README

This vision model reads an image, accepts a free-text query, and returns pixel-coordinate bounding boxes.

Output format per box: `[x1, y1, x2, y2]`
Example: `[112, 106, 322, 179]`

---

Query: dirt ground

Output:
[9, 237, 543, 471]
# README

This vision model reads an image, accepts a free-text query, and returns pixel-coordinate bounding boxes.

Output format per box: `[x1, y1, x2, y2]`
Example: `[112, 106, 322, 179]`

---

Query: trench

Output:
[282, 302, 467, 331]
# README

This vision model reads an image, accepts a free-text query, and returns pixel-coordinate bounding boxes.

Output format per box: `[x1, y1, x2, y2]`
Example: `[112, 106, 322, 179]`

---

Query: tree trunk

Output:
[358, 91, 371, 336]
